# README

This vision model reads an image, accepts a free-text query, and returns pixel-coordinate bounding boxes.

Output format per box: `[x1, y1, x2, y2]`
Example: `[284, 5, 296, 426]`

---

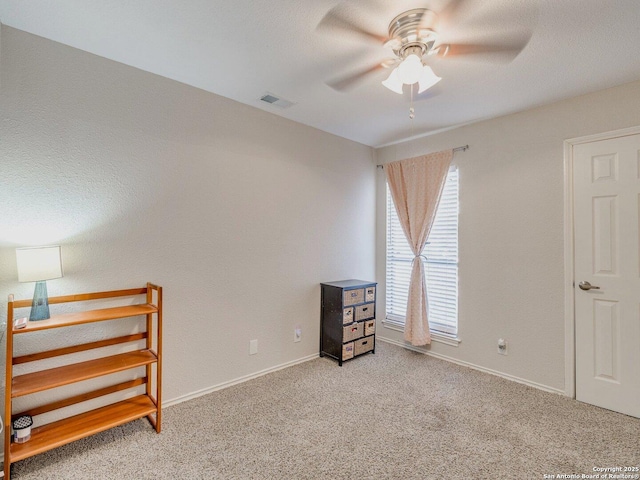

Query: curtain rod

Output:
[376, 145, 469, 169]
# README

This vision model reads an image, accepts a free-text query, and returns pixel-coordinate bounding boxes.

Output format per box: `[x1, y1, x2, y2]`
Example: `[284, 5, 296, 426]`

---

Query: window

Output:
[385, 167, 459, 335]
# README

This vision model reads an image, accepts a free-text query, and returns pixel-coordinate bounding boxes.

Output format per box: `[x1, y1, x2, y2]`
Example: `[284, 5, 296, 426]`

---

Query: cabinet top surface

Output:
[321, 279, 377, 289]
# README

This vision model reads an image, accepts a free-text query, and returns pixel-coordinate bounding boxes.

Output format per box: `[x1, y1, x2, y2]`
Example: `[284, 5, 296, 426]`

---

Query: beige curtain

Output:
[386, 150, 453, 346]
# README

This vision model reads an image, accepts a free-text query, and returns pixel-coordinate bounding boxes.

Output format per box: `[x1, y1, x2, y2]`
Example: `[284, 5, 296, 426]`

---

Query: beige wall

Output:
[0, 25, 376, 427]
[375, 79, 640, 392]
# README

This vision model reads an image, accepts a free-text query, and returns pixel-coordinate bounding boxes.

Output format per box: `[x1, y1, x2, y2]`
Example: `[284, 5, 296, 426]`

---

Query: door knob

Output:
[578, 281, 600, 291]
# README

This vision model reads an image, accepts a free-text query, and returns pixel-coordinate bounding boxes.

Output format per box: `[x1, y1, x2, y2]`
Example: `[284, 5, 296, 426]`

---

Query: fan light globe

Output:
[397, 54, 423, 85]
[382, 68, 404, 94]
[418, 65, 442, 93]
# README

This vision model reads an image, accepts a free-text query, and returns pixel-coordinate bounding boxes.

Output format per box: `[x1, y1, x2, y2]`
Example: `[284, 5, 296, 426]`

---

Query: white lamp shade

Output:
[418, 65, 442, 93]
[16, 246, 63, 282]
[382, 68, 404, 94]
[396, 54, 423, 85]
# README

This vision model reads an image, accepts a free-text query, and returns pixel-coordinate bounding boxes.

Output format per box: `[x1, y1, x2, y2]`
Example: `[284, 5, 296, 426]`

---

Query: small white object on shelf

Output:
[13, 317, 27, 329]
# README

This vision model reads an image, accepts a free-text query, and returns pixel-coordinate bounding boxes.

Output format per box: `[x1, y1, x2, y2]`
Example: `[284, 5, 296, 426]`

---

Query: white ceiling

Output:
[2, 0, 640, 147]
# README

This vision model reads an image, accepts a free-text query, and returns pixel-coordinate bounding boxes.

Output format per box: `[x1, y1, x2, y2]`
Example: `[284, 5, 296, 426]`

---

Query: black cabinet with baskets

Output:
[320, 279, 377, 366]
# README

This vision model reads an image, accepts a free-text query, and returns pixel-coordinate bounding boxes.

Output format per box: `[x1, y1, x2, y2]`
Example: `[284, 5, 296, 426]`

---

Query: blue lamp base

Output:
[30, 281, 51, 321]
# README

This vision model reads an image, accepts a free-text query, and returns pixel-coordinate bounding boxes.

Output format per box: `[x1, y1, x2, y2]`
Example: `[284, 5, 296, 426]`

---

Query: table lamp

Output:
[16, 246, 63, 321]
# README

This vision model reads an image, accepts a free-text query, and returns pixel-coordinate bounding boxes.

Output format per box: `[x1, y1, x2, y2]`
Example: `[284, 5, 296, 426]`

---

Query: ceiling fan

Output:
[319, 1, 533, 95]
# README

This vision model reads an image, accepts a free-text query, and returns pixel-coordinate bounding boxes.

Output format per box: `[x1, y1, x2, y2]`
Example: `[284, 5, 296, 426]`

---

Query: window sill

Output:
[382, 319, 461, 347]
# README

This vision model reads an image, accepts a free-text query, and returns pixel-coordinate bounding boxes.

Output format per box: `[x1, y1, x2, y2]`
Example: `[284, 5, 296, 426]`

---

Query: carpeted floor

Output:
[7, 341, 640, 479]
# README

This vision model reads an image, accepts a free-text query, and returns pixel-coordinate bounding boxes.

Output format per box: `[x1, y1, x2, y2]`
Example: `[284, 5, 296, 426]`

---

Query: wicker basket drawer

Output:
[364, 320, 375, 336]
[343, 322, 363, 342]
[343, 307, 354, 324]
[365, 286, 376, 302]
[354, 336, 374, 356]
[355, 303, 374, 321]
[343, 288, 364, 306]
[342, 342, 354, 361]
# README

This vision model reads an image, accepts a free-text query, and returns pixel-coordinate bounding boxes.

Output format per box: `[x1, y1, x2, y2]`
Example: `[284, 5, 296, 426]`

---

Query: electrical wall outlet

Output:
[294, 326, 302, 342]
[250, 339, 258, 355]
[497, 338, 507, 355]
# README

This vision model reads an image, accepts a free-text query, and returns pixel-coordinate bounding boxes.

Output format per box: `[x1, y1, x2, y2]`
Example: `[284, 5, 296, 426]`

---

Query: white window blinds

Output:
[386, 167, 459, 335]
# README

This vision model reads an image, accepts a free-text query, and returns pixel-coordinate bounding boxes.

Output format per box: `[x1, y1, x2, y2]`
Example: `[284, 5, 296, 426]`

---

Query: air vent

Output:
[259, 92, 295, 109]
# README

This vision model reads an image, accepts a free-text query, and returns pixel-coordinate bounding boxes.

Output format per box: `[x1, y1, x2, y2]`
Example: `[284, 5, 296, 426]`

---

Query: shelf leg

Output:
[5, 296, 14, 480]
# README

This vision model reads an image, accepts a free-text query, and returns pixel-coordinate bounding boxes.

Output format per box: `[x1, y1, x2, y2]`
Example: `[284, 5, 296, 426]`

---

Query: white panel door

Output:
[573, 133, 640, 417]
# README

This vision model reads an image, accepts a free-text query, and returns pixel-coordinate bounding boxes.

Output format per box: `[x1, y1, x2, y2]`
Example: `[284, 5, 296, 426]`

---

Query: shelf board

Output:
[14, 304, 158, 334]
[12, 350, 157, 397]
[9, 395, 157, 462]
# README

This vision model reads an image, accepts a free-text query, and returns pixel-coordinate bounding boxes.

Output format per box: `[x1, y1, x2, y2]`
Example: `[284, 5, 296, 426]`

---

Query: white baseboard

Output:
[377, 336, 566, 396]
[162, 353, 319, 408]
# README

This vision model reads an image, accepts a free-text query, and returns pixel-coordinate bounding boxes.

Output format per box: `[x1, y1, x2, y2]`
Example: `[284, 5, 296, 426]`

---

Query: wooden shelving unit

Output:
[3, 284, 162, 479]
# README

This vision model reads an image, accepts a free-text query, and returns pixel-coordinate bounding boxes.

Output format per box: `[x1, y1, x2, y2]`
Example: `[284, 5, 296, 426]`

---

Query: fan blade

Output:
[326, 63, 386, 92]
[317, 6, 388, 44]
[437, 33, 532, 63]
[453, 2, 539, 33]
[438, 0, 474, 25]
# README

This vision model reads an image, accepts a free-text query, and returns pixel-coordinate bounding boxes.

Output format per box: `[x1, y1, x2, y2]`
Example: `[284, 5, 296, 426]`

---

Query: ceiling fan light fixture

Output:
[396, 54, 423, 85]
[382, 68, 404, 94]
[417, 65, 441, 93]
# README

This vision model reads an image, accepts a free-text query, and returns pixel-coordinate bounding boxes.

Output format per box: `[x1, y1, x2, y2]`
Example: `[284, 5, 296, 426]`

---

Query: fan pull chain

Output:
[409, 85, 415, 120]
[409, 85, 415, 152]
